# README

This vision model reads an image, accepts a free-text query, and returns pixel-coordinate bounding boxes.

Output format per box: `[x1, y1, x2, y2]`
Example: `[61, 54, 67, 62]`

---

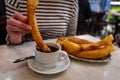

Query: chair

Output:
[88, 11, 108, 37]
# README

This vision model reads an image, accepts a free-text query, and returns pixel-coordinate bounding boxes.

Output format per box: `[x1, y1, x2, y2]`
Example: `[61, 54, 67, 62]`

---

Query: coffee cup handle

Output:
[59, 50, 68, 61]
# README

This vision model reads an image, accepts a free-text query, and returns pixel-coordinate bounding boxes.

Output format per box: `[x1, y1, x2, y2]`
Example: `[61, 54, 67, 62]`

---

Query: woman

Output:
[5, 0, 78, 44]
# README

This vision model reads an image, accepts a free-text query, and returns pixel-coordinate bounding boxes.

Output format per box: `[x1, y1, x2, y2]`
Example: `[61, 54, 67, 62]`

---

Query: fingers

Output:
[6, 12, 32, 44]
[7, 18, 31, 31]
[6, 24, 30, 34]
[13, 12, 28, 23]
[6, 12, 31, 34]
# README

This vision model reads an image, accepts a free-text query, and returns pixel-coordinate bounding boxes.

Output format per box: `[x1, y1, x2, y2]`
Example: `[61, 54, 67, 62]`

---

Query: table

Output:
[0, 34, 120, 80]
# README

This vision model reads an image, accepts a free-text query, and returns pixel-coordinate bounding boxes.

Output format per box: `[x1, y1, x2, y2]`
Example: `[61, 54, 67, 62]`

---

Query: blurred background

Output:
[0, 0, 7, 45]
[0, 0, 120, 46]
[77, 0, 120, 47]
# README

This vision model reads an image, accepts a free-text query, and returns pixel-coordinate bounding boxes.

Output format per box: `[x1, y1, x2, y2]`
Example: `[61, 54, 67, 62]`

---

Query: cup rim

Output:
[35, 42, 61, 53]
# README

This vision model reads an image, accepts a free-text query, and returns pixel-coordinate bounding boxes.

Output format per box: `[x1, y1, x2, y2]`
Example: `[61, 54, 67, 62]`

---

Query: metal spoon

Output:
[13, 56, 35, 63]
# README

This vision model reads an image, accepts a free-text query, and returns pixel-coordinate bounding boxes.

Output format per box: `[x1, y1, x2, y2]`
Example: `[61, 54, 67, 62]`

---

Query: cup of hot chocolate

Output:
[34, 42, 68, 68]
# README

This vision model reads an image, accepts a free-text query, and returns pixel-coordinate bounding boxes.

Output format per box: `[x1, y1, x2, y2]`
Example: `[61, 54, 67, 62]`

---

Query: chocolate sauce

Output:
[36, 46, 58, 53]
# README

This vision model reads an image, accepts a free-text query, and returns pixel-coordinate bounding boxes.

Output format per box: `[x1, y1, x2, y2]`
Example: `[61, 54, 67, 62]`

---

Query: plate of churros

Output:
[56, 34, 116, 63]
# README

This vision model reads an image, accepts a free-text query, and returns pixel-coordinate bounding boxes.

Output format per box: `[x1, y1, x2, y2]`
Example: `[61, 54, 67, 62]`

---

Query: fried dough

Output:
[63, 43, 115, 59]
[27, 0, 50, 52]
[56, 34, 115, 59]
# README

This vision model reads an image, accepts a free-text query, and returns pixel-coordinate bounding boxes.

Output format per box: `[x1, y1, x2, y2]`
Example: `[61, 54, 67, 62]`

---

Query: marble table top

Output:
[0, 34, 120, 80]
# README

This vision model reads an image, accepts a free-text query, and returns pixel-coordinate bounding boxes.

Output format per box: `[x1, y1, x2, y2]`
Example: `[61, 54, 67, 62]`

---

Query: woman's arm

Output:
[5, 0, 32, 44]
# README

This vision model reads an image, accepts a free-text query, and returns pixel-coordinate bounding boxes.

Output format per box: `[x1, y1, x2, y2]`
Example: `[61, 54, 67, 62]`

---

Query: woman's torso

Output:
[6, 0, 78, 39]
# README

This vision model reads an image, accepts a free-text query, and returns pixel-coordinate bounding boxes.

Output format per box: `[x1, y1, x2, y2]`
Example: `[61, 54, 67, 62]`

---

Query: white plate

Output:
[69, 54, 111, 63]
[28, 54, 70, 74]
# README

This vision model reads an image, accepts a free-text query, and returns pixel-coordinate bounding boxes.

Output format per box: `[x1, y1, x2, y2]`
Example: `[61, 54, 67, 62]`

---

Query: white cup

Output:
[34, 42, 68, 68]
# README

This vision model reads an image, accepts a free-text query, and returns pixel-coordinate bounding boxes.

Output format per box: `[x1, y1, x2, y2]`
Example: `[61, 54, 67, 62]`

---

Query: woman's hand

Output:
[6, 12, 31, 44]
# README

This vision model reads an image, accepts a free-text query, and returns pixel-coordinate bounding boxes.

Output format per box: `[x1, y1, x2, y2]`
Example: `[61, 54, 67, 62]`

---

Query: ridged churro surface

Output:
[27, 0, 50, 52]
[56, 34, 115, 59]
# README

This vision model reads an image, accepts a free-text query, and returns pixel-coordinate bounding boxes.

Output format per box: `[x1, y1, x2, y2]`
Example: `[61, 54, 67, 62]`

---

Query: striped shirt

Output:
[5, 0, 78, 40]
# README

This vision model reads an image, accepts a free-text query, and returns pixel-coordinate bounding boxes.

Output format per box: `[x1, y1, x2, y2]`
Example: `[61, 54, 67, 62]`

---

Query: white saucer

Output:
[28, 54, 70, 74]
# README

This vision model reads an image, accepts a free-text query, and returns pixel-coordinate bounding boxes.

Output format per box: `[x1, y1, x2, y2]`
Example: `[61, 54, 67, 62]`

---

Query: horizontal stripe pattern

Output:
[5, 0, 78, 40]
